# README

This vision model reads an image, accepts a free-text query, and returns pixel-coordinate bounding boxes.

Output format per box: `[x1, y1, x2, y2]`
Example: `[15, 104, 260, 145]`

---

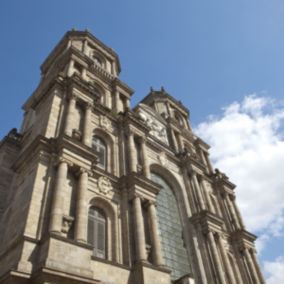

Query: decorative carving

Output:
[137, 109, 169, 145]
[158, 152, 168, 167]
[72, 129, 82, 141]
[100, 115, 112, 131]
[97, 176, 112, 195]
[62, 215, 74, 233]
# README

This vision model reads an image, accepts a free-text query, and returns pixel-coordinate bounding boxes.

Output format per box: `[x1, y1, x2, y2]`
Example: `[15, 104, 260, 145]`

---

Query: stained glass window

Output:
[151, 173, 190, 280]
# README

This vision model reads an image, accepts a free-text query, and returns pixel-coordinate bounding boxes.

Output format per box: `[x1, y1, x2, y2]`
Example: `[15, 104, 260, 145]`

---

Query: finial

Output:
[71, 28, 76, 31]
[161, 86, 165, 93]
[150, 87, 154, 92]
[85, 28, 90, 32]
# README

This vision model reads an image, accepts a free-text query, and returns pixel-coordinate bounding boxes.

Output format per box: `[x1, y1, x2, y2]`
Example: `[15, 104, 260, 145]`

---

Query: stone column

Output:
[128, 132, 137, 173]
[82, 68, 88, 81]
[251, 249, 265, 284]
[232, 196, 245, 229]
[147, 201, 164, 266]
[218, 236, 236, 284]
[82, 103, 92, 147]
[191, 172, 206, 211]
[74, 168, 89, 243]
[204, 152, 214, 173]
[208, 231, 226, 284]
[65, 94, 77, 137]
[201, 179, 214, 212]
[177, 132, 184, 151]
[133, 195, 147, 262]
[171, 129, 179, 152]
[244, 248, 260, 284]
[49, 159, 69, 234]
[83, 39, 88, 54]
[140, 137, 150, 179]
[67, 59, 75, 77]
[226, 194, 241, 229]
[115, 91, 121, 113]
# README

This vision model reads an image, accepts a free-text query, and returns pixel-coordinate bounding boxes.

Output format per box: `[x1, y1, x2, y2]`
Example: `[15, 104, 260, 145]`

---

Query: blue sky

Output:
[1, 1, 284, 282]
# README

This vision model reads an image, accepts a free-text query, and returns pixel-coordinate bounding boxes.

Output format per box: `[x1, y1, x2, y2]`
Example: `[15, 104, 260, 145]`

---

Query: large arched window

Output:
[92, 136, 107, 170]
[88, 206, 106, 258]
[151, 173, 190, 280]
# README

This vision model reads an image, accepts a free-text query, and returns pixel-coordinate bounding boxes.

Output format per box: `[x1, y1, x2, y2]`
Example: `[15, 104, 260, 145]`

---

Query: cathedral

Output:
[0, 30, 265, 284]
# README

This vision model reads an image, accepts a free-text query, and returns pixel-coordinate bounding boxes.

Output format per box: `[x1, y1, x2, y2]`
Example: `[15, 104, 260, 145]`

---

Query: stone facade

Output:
[0, 30, 265, 284]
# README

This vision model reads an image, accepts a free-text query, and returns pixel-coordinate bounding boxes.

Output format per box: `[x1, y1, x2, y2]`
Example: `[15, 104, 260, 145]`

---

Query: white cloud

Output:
[264, 257, 284, 284]
[195, 94, 284, 236]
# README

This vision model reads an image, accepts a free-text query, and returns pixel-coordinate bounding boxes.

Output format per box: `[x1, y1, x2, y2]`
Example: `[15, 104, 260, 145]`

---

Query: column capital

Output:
[85, 102, 93, 110]
[76, 167, 92, 177]
[145, 199, 157, 208]
[69, 93, 79, 101]
[54, 157, 73, 168]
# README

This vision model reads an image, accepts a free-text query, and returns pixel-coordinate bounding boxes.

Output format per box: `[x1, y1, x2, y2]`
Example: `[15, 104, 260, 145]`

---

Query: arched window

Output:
[92, 136, 107, 170]
[151, 173, 190, 280]
[88, 206, 106, 258]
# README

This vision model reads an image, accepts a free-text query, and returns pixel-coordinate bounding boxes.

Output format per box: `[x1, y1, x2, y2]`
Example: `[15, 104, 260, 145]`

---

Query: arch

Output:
[89, 196, 118, 262]
[150, 164, 191, 280]
[150, 164, 186, 213]
[88, 78, 107, 106]
[92, 129, 115, 173]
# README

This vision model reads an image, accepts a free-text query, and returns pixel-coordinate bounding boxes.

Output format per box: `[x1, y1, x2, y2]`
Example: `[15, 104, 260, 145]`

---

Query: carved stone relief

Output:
[158, 152, 169, 167]
[97, 176, 113, 195]
[100, 115, 113, 132]
[137, 109, 169, 145]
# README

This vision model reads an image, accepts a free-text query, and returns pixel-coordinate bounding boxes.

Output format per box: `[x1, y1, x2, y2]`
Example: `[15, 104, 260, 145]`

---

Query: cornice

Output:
[119, 173, 162, 197]
[23, 74, 66, 110]
[189, 211, 224, 235]
[12, 136, 53, 172]
[54, 134, 97, 164]
[112, 77, 134, 96]
[213, 169, 236, 190]
[230, 229, 257, 250]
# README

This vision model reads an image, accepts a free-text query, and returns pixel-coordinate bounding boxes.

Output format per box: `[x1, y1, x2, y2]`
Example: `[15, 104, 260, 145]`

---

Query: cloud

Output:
[194, 94, 284, 237]
[264, 257, 284, 284]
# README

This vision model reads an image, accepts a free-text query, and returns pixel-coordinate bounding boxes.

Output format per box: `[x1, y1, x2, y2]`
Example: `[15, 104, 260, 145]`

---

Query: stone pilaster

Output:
[82, 103, 92, 147]
[65, 94, 77, 137]
[49, 158, 69, 234]
[133, 195, 147, 262]
[74, 168, 90, 243]
[147, 201, 164, 266]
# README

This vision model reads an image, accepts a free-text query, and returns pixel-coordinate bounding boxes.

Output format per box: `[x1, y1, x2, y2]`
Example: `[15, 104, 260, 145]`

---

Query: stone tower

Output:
[0, 30, 265, 284]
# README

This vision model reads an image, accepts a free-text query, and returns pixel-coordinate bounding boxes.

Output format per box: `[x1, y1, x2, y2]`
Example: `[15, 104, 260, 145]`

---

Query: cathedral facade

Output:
[0, 30, 264, 284]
